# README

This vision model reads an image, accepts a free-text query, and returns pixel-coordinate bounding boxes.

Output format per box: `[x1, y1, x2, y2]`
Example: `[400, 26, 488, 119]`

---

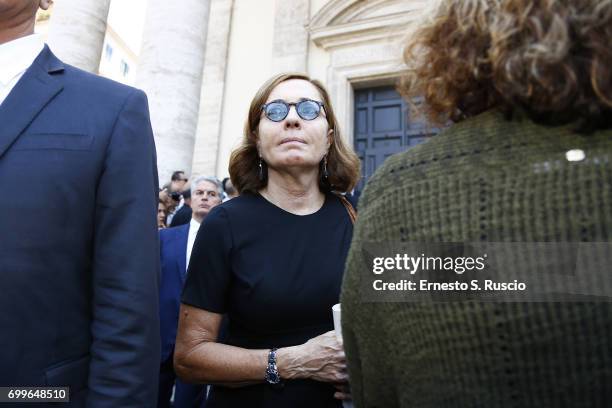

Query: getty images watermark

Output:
[372, 252, 526, 292]
[357, 242, 612, 302]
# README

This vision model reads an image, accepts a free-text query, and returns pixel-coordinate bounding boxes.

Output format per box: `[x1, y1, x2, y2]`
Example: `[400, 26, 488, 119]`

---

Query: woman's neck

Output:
[260, 169, 325, 215]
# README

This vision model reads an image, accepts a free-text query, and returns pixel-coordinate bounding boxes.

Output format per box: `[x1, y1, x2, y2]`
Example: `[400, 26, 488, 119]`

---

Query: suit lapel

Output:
[176, 224, 189, 282]
[0, 45, 64, 160]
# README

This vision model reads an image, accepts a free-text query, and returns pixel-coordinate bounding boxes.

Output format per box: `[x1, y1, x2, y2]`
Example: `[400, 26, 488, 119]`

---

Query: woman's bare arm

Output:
[174, 304, 268, 386]
[174, 304, 348, 388]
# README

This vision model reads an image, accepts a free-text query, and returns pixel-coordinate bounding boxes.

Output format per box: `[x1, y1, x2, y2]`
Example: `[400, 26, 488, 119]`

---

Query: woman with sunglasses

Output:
[174, 73, 361, 407]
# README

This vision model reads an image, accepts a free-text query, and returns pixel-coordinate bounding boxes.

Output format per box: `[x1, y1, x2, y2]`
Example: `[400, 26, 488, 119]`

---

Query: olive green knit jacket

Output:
[341, 110, 612, 408]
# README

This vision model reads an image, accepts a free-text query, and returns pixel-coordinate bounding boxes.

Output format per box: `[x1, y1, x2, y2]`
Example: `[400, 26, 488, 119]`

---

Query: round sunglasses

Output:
[261, 99, 325, 122]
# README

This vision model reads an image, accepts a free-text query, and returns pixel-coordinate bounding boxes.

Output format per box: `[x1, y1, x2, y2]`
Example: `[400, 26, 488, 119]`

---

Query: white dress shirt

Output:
[0, 34, 45, 106]
[186, 218, 201, 271]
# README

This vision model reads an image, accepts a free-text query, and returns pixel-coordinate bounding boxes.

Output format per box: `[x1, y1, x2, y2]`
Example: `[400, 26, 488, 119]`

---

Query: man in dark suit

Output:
[169, 188, 193, 227]
[0, 1, 161, 407]
[158, 176, 223, 408]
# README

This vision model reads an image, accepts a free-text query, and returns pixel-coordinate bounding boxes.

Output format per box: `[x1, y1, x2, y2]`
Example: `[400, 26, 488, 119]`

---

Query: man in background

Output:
[222, 177, 238, 201]
[0, 1, 161, 406]
[170, 188, 192, 227]
[165, 171, 188, 225]
[158, 176, 223, 408]
[170, 170, 189, 193]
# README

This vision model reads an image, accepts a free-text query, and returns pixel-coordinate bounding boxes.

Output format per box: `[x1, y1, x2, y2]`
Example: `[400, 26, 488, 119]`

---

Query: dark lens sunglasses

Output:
[261, 99, 325, 122]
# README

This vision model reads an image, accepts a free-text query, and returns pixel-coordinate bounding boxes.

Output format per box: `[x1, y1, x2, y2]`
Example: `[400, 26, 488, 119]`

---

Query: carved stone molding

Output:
[309, 0, 425, 50]
[307, 0, 426, 143]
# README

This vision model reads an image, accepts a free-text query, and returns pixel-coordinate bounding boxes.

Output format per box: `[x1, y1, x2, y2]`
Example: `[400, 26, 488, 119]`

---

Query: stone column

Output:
[271, 0, 310, 74]
[46, 0, 112, 73]
[191, 0, 234, 178]
[136, 0, 211, 184]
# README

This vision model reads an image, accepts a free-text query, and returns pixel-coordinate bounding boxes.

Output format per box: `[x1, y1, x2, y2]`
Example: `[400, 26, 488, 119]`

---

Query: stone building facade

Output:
[43, 0, 432, 187]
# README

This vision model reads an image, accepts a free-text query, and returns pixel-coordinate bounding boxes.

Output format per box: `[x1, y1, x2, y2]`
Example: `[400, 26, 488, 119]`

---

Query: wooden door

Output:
[353, 86, 438, 192]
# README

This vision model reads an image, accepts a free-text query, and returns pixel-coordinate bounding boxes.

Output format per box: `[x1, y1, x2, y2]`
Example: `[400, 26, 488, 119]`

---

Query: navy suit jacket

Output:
[159, 223, 190, 362]
[169, 204, 192, 227]
[0, 46, 161, 407]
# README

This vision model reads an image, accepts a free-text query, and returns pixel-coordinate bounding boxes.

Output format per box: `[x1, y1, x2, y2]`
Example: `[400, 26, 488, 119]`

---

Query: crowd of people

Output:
[158, 172, 240, 230]
[1, 0, 611, 407]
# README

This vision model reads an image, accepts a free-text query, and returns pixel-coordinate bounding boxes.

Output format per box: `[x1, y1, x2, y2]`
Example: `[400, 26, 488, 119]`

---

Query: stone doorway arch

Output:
[308, 0, 427, 143]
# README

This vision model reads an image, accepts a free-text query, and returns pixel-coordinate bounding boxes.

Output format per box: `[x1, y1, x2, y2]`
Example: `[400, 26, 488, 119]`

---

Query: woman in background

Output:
[158, 197, 168, 229]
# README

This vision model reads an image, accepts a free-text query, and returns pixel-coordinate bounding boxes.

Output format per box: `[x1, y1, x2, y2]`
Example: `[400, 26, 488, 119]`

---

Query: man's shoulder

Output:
[160, 224, 190, 240]
[35, 46, 142, 103]
[59, 61, 144, 105]
[176, 205, 192, 216]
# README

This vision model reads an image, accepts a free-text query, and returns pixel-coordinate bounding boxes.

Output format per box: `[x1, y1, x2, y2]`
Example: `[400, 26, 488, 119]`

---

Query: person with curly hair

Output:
[341, 0, 612, 406]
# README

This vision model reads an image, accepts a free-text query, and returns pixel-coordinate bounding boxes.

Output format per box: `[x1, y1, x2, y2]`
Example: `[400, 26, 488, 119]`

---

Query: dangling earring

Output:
[258, 157, 264, 181]
[323, 156, 329, 179]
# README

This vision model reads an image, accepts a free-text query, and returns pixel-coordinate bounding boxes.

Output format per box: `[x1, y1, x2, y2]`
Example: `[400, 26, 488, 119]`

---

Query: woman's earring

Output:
[323, 156, 329, 179]
[258, 157, 264, 181]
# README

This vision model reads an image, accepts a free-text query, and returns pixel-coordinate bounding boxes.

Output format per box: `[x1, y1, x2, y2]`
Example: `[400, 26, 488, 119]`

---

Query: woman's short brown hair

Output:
[400, 0, 612, 131]
[229, 73, 361, 194]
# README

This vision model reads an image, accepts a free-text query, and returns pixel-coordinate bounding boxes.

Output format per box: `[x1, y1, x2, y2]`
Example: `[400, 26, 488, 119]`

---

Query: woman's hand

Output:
[276, 331, 348, 384]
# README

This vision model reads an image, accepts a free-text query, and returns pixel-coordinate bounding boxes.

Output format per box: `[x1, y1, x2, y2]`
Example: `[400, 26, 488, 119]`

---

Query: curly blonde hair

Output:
[400, 0, 612, 131]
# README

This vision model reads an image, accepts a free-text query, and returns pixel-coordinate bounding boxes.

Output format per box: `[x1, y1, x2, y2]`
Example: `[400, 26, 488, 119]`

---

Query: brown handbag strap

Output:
[336, 194, 357, 225]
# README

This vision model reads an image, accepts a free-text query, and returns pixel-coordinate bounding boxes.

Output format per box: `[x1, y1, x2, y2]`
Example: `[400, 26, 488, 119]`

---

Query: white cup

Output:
[332, 303, 342, 341]
[331, 303, 353, 408]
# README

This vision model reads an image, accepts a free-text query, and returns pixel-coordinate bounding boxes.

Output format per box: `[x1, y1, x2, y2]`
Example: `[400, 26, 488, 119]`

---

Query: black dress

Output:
[182, 192, 353, 408]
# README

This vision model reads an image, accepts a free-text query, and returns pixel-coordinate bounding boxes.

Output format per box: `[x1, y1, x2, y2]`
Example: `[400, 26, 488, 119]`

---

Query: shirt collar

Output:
[189, 218, 201, 234]
[0, 34, 45, 85]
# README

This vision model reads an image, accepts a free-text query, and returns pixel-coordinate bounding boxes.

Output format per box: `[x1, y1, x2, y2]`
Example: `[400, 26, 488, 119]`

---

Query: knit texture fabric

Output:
[341, 110, 612, 407]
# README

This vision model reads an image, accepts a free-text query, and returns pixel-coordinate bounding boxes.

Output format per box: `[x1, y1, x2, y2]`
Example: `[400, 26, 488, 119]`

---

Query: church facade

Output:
[41, 0, 434, 187]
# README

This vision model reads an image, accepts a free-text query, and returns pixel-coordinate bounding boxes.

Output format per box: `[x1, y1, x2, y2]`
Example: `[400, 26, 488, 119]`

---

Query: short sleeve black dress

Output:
[182, 192, 353, 408]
